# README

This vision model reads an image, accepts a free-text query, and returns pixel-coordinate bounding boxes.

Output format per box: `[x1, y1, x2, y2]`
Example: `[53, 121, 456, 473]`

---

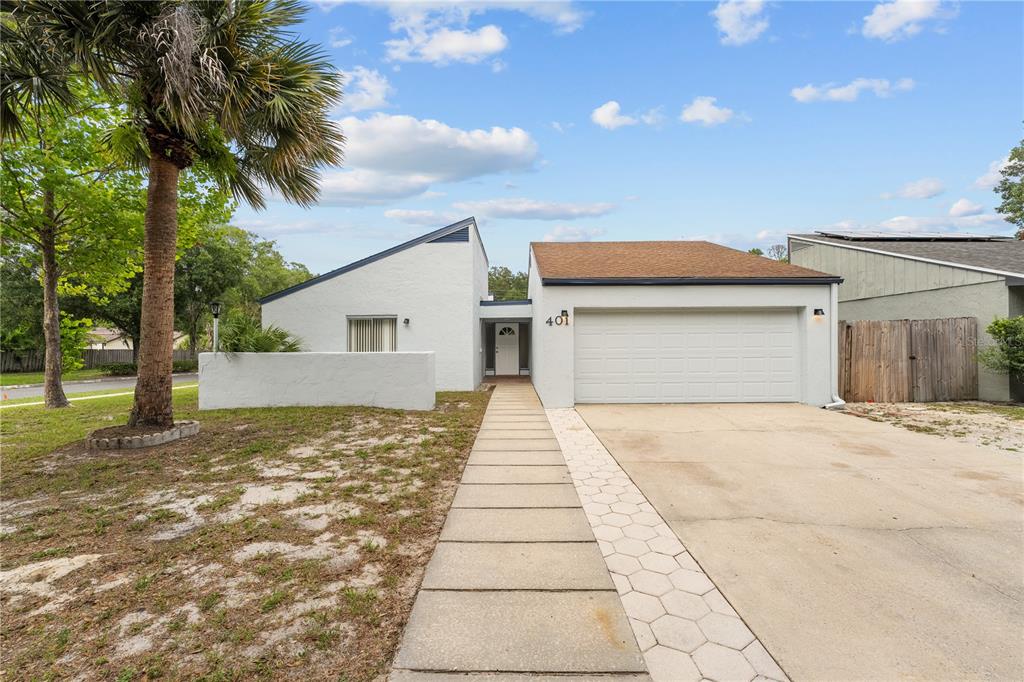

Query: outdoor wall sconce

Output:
[813, 308, 825, 320]
[403, 318, 410, 325]
[560, 310, 570, 325]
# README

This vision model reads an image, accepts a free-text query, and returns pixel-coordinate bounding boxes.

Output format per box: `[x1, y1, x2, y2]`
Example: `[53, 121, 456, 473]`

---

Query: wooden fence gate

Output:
[838, 317, 978, 402]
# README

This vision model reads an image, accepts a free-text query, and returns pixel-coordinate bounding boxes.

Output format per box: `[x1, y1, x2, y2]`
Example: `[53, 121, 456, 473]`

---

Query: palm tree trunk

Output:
[40, 190, 69, 408]
[129, 153, 179, 427]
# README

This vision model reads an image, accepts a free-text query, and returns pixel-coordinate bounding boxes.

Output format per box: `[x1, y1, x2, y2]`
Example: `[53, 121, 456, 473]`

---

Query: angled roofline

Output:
[541, 276, 842, 286]
[259, 217, 478, 305]
[787, 234, 1024, 279]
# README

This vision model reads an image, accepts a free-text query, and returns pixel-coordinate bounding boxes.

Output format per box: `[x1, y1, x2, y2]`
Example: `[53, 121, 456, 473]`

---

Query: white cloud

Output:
[491, 58, 507, 73]
[319, 113, 539, 205]
[329, 26, 353, 48]
[948, 198, 984, 217]
[551, 121, 574, 133]
[591, 101, 637, 130]
[974, 156, 1009, 189]
[337, 66, 393, 113]
[881, 177, 945, 200]
[453, 198, 616, 220]
[711, 1, 769, 46]
[861, 0, 954, 42]
[384, 208, 461, 227]
[591, 101, 663, 130]
[817, 213, 1010, 235]
[791, 77, 914, 103]
[543, 225, 607, 242]
[369, 2, 584, 67]
[680, 96, 734, 126]
[387, 24, 508, 64]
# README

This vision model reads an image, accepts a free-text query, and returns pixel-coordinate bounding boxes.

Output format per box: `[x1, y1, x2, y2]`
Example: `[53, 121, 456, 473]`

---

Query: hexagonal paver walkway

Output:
[390, 384, 649, 681]
[547, 408, 789, 682]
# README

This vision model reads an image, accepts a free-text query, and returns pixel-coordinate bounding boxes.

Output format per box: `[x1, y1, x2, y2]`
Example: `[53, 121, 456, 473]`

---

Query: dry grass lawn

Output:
[844, 400, 1024, 452]
[0, 386, 489, 681]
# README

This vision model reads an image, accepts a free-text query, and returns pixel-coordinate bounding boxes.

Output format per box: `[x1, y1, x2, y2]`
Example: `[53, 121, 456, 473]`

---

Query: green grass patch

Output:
[1, 368, 110, 387]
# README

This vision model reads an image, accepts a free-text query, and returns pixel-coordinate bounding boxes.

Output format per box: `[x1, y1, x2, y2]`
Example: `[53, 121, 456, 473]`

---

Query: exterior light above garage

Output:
[813, 308, 825, 320]
[560, 310, 570, 325]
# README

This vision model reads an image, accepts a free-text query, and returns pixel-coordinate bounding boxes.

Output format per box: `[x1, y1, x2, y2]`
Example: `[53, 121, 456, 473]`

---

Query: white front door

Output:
[495, 323, 520, 375]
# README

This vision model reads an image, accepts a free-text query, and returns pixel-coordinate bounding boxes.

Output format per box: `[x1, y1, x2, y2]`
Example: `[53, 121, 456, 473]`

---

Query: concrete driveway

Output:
[576, 403, 1024, 681]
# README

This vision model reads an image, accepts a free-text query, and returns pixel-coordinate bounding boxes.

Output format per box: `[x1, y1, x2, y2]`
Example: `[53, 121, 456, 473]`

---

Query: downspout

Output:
[824, 281, 846, 410]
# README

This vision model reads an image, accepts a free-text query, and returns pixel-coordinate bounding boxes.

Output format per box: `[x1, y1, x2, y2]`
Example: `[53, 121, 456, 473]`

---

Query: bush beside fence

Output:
[1, 348, 193, 373]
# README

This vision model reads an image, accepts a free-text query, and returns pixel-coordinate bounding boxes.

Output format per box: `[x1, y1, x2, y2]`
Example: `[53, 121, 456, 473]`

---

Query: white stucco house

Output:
[260, 217, 844, 408]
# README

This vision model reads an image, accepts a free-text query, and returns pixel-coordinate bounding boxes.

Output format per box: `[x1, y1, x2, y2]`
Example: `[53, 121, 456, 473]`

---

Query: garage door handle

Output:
[909, 354, 917, 360]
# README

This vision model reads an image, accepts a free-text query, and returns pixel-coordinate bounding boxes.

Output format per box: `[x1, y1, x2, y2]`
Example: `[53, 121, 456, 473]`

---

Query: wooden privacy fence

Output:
[1, 348, 192, 373]
[838, 317, 978, 402]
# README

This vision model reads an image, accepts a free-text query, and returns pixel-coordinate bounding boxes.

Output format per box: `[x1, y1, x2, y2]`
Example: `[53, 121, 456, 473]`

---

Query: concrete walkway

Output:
[390, 384, 649, 680]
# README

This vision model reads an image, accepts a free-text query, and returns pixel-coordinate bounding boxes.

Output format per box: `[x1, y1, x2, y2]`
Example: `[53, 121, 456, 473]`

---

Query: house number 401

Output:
[546, 312, 570, 326]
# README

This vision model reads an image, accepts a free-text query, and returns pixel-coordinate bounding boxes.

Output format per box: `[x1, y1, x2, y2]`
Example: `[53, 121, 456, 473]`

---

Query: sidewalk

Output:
[390, 383, 649, 680]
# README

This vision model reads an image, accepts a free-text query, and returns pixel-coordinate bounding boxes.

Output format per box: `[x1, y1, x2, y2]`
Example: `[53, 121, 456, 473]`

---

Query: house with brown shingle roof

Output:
[260, 218, 844, 407]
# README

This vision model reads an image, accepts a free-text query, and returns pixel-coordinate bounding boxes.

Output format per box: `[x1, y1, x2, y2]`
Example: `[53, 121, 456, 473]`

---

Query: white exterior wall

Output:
[199, 352, 435, 410]
[528, 251, 836, 407]
[470, 227, 489, 386]
[262, 237, 482, 391]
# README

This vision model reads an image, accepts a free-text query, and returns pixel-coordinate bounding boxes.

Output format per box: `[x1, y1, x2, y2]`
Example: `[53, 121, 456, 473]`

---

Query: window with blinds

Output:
[347, 317, 397, 352]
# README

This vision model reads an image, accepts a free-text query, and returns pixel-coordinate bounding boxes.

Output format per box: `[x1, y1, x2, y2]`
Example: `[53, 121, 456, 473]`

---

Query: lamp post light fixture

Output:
[812, 308, 825, 321]
[210, 301, 222, 352]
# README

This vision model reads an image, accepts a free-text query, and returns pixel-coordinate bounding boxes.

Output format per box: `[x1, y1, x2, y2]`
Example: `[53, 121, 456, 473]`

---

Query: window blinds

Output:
[348, 318, 397, 352]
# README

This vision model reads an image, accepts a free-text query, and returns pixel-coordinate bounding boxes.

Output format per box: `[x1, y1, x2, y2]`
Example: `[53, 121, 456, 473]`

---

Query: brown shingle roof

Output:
[530, 241, 839, 282]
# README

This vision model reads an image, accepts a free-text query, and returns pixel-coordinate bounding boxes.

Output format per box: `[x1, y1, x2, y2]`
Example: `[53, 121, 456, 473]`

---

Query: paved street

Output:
[577, 403, 1024, 681]
[2, 373, 198, 401]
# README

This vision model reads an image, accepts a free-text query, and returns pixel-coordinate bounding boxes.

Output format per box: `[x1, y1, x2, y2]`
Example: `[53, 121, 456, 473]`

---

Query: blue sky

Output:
[234, 1, 1023, 274]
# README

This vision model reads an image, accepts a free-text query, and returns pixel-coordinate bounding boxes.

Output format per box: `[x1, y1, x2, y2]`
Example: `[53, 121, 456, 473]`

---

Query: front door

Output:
[495, 323, 520, 375]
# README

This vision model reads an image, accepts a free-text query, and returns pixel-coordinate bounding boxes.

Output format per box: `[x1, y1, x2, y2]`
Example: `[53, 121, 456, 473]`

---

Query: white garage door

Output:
[574, 310, 800, 403]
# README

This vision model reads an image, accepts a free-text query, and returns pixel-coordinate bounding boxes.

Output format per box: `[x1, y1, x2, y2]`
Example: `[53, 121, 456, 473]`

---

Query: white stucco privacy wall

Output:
[198, 352, 435, 411]
[528, 252, 837, 408]
[261, 233, 485, 391]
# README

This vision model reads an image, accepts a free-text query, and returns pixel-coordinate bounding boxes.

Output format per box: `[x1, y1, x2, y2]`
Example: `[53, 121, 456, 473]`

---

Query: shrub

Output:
[98, 363, 137, 376]
[98, 360, 198, 376]
[60, 314, 92, 372]
[978, 316, 1024, 381]
[172, 360, 198, 373]
[219, 312, 303, 353]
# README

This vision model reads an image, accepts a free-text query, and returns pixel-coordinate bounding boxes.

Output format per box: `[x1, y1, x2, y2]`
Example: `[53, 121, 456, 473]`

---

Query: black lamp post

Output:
[210, 301, 222, 352]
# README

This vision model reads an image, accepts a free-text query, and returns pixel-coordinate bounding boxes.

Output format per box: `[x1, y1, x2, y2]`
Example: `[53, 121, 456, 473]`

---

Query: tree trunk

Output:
[129, 154, 179, 427]
[131, 338, 139, 366]
[40, 190, 69, 408]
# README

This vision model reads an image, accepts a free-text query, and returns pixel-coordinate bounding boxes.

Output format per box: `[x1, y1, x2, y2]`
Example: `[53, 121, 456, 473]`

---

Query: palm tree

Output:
[1, 1, 343, 426]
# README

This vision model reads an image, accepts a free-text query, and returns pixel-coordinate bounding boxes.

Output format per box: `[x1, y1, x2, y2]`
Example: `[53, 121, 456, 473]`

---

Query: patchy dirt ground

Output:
[843, 401, 1024, 452]
[0, 388, 489, 681]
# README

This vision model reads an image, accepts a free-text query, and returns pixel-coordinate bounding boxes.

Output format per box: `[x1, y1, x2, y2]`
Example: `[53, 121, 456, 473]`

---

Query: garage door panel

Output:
[575, 310, 800, 403]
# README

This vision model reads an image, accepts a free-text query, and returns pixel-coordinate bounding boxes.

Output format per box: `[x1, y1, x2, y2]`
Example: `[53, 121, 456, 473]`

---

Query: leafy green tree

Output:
[175, 228, 247, 358]
[747, 247, 764, 256]
[218, 229, 312, 316]
[0, 85, 145, 406]
[488, 266, 529, 301]
[994, 138, 1023, 240]
[2, 1, 342, 426]
[0, 246, 43, 352]
[978, 316, 1024, 382]
[66, 274, 144, 364]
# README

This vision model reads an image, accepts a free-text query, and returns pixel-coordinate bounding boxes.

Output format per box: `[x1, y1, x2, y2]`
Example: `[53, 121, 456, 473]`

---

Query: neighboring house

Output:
[87, 327, 190, 352]
[87, 327, 133, 350]
[789, 231, 1024, 402]
[260, 218, 843, 407]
